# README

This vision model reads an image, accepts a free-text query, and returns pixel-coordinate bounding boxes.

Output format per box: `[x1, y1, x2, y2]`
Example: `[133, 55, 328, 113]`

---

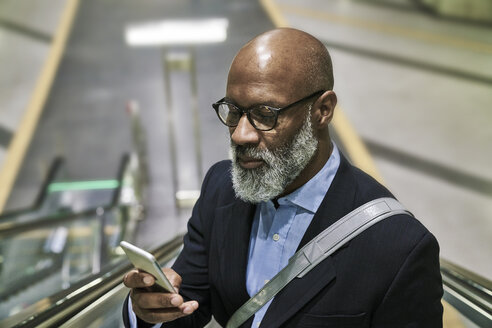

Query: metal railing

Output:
[441, 259, 492, 327]
[0, 152, 145, 325]
[5, 235, 184, 328]
[0, 157, 65, 221]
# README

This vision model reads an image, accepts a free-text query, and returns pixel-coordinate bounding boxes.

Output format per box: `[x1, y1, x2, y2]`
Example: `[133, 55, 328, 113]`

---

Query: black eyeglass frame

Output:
[212, 90, 325, 131]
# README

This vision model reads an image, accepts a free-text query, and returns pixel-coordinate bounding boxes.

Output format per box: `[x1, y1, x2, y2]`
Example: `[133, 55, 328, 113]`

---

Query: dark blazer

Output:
[124, 155, 443, 327]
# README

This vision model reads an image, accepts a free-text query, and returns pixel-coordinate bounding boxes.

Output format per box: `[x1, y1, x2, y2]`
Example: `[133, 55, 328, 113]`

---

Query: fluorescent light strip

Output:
[125, 18, 229, 46]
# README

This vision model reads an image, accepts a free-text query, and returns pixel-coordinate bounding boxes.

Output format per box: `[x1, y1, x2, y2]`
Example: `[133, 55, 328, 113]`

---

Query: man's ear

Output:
[313, 91, 337, 129]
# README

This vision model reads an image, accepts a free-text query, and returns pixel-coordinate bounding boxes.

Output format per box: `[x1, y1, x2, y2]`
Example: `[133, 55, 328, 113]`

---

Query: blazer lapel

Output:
[260, 155, 357, 328]
[214, 199, 256, 315]
[298, 155, 356, 250]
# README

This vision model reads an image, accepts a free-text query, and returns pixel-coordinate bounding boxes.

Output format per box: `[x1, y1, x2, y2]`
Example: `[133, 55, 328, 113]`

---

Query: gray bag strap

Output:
[226, 197, 411, 328]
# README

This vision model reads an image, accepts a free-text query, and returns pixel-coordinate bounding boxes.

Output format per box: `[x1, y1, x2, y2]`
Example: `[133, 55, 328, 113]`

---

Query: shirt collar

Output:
[276, 143, 340, 213]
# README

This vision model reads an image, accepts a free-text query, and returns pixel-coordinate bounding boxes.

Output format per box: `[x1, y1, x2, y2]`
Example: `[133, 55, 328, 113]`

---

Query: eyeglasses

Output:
[212, 90, 325, 131]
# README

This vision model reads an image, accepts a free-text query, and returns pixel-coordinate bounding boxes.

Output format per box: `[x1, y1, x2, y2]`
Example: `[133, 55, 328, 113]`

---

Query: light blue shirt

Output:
[129, 144, 340, 328]
[246, 144, 340, 327]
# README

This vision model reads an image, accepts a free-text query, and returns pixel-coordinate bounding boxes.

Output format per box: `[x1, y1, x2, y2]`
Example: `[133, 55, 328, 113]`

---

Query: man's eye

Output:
[252, 106, 275, 118]
[227, 108, 241, 116]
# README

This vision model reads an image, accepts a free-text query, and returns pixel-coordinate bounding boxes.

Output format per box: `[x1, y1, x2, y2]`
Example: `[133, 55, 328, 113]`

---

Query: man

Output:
[123, 28, 443, 327]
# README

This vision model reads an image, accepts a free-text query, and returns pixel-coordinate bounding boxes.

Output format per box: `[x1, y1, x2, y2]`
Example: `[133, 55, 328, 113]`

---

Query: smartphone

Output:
[120, 241, 176, 293]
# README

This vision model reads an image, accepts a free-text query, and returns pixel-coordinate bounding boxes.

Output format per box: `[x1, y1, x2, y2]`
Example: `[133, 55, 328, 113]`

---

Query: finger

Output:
[134, 301, 199, 324]
[179, 300, 199, 314]
[123, 269, 155, 288]
[131, 301, 181, 324]
[162, 268, 182, 290]
[134, 307, 188, 324]
[131, 290, 184, 309]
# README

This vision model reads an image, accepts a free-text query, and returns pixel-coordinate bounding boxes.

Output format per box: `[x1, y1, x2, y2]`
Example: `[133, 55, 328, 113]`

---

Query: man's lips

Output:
[237, 156, 264, 169]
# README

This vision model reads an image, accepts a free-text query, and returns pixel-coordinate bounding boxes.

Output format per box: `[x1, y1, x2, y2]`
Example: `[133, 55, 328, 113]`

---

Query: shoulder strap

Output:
[226, 197, 411, 328]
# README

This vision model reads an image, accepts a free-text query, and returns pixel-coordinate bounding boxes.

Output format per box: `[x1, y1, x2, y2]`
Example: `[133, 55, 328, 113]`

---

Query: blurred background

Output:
[0, 0, 490, 327]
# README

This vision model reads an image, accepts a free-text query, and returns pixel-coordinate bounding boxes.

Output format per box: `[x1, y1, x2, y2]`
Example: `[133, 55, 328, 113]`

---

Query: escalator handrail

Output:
[441, 258, 492, 296]
[0, 157, 65, 220]
[0, 205, 115, 237]
[7, 235, 184, 328]
[440, 258, 492, 326]
[111, 153, 131, 206]
[0, 153, 130, 222]
[33, 157, 66, 209]
[0, 154, 132, 237]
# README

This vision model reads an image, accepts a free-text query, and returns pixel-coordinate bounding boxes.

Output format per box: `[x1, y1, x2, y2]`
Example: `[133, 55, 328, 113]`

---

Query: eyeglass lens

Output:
[217, 104, 276, 130]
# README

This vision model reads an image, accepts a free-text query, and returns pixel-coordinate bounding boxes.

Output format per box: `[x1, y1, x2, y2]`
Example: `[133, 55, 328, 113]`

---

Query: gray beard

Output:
[230, 109, 318, 203]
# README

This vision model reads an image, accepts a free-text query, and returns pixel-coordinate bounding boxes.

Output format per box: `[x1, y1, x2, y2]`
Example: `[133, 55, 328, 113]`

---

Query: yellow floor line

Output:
[260, 0, 290, 27]
[259, 0, 465, 326]
[331, 108, 384, 183]
[0, 0, 80, 213]
[278, 2, 492, 55]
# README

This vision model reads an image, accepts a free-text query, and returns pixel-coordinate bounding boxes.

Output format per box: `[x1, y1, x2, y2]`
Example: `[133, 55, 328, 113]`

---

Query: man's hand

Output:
[123, 268, 199, 324]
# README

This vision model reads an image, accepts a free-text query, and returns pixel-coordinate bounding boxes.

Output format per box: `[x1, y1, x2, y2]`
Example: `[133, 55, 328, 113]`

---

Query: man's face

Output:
[230, 106, 318, 203]
[225, 40, 323, 202]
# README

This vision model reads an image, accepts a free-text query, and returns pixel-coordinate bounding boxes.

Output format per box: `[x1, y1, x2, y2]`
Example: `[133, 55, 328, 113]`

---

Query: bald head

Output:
[227, 28, 333, 97]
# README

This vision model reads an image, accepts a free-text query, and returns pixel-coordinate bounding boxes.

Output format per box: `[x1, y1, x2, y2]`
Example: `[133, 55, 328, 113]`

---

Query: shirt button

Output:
[257, 322, 261, 327]
[264, 279, 269, 285]
[272, 233, 280, 241]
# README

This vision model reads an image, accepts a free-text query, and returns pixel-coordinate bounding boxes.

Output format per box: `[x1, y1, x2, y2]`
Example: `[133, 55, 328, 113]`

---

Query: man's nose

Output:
[230, 115, 260, 146]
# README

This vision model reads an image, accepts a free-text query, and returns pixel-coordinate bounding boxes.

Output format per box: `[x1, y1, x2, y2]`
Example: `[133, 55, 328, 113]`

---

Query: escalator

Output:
[2, 236, 183, 328]
[0, 152, 145, 327]
[0, 157, 66, 225]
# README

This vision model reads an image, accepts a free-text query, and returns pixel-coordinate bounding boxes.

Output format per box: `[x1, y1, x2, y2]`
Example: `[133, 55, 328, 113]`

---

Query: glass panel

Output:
[59, 257, 178, 328]
[0, 206, 130, 321]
